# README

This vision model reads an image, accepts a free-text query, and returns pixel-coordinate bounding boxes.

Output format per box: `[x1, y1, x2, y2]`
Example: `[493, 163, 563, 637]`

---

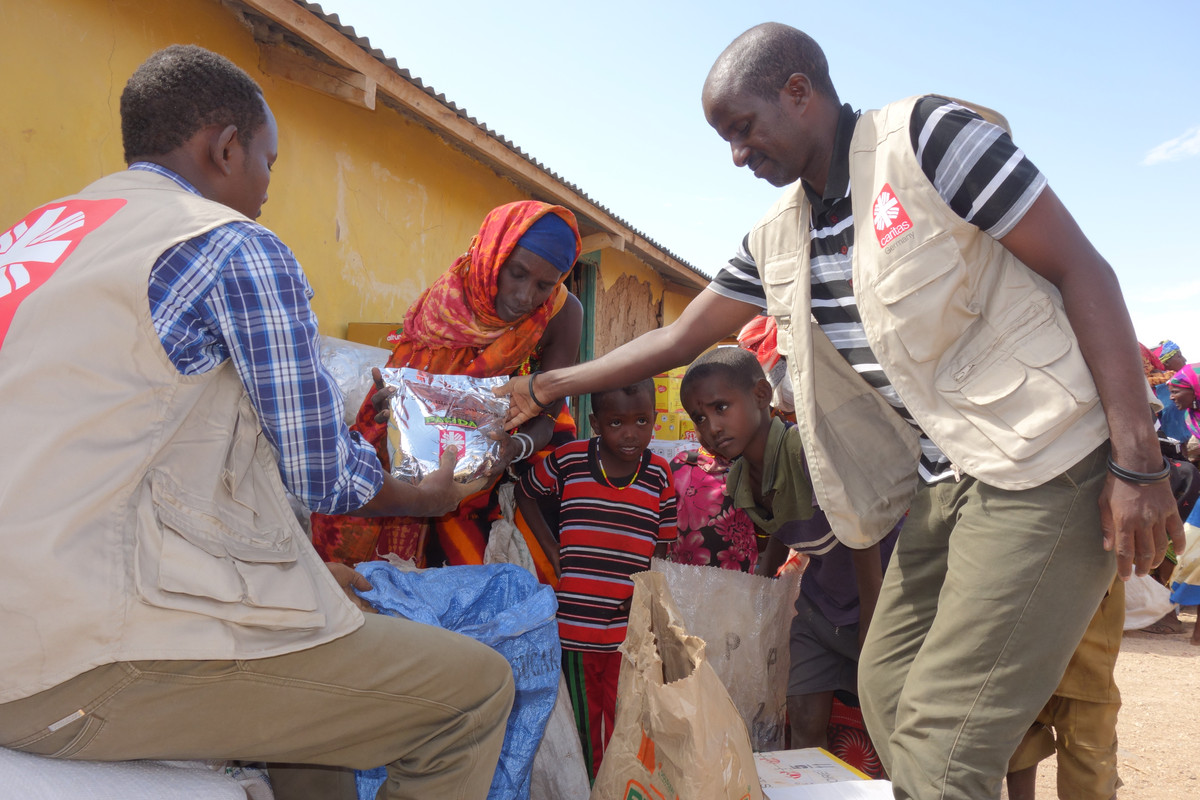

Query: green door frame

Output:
[570, 253, 599, 439]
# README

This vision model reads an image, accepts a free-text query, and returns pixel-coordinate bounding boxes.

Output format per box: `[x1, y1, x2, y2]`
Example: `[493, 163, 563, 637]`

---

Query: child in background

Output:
[516, 379, 677, 779]
[679, 347, 898, 772]
[668, 442, 764, 572]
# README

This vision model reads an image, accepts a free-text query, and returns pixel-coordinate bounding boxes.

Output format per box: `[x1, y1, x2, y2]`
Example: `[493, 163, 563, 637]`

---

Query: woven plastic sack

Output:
[352, 562, 560, 800]
[651, 557, 799, 751]
[484, 483, 538, 577]
[484, 483, 590, 800]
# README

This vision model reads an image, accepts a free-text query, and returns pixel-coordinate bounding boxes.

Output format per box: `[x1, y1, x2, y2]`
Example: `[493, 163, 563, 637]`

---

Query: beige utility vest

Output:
[749, 96, 1109, 549]
[0, 170, 362, 703]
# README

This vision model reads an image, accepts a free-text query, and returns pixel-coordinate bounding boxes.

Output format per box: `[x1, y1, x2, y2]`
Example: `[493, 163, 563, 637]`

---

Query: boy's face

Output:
[590, 389, 655, 470]
[681, 373, 771, 461]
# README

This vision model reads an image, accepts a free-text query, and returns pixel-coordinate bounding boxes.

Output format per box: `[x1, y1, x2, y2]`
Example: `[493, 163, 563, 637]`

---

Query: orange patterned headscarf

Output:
[311, 201, 582, 570]
[389, 201, 581, 378]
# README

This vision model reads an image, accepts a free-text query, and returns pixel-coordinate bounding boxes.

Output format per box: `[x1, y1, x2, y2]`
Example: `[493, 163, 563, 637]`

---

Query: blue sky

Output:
[319, 0, 1200, 361]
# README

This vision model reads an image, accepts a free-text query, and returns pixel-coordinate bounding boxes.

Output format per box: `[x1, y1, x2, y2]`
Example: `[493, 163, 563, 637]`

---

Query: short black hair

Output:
[120, 44, 265, 164]
[712, 22, 838, 104]
[591, 378, 655, 417]
[680, 346, 766, 401]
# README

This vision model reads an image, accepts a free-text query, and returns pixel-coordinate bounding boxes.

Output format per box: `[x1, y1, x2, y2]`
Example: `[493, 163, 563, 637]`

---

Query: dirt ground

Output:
[1001, 605, 1200, 799]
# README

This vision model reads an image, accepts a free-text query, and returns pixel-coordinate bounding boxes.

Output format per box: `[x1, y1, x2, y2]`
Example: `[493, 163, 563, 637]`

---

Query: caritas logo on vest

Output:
[872, 183, 913, 248]
[0, 199, 125, 348]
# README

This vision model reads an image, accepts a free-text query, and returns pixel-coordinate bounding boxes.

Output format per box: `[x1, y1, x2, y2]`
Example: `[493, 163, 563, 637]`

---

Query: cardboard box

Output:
[755, 748, 891, 799]
[647, 439, 695, 462]
[678, 416, 698, 442]
[653, 373, 683, 414]
[345, 322, 404, 352]
[654, 411, 679, 440]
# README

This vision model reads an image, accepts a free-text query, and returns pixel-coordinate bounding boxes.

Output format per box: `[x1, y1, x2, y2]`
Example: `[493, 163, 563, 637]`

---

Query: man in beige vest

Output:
[0, 46, 512, 800]
[500, 23, 1183, 800]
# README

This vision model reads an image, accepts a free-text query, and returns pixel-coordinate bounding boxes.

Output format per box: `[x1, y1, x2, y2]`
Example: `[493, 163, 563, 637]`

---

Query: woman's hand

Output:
[494, 431, 523, 474]
[483, 429, 519, 477]
[368, 367, 396, 425]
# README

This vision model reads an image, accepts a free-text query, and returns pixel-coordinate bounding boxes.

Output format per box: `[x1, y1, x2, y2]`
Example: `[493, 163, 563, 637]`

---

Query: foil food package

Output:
[383, 368, 510, 484]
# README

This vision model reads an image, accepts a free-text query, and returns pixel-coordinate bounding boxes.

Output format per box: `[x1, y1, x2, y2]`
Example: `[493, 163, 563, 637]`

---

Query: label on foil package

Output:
[382, 368, 509, 484]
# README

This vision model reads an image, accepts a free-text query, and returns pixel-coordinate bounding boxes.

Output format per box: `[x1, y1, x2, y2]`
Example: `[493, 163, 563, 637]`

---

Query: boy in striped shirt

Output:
[517, 379, 677, 779]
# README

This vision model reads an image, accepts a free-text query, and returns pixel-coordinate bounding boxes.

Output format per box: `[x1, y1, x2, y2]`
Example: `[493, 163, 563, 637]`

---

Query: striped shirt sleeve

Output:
[708, 233, 768, 309]
[910, 96, 1047, 238]
[521, 446, 562, 498]
[654, 458, 678, 544]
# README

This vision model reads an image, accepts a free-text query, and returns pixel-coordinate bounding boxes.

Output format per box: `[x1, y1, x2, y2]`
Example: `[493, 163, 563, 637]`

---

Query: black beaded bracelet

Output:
[1106, 454, 1172, 485]
[527, 371, 556, 410]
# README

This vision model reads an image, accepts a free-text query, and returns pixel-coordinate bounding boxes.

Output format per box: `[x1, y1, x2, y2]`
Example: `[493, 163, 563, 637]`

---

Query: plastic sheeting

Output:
[352, 562, 560, 800]
[317, 336, 390, 427]
[0, 749, 255, 800]
[1124, 572, 1176, 630]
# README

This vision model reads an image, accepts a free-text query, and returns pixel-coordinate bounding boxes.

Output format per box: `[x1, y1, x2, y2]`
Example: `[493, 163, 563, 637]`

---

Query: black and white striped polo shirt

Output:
[710, 97, 1048, 484]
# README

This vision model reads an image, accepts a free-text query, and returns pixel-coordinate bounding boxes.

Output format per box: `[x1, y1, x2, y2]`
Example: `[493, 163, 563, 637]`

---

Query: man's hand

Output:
[1100, 474, 1185, 579]
[353, 445, 490, 518]
[414, 445, 490, 517]
[368, 367, 395, 425]
[495, 373, 552, 429]
[325, 561, 377, 614]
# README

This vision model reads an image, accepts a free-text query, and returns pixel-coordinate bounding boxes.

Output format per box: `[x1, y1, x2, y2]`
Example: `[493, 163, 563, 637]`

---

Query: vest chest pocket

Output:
[934, 296, 1096, 459]
[760, 250, 803, 322]
[870, 234, 976, 363]
[134, 470, 324, 630]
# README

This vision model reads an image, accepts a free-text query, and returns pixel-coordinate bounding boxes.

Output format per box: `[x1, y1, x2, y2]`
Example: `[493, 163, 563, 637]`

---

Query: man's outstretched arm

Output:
[498, 288, 759, 426]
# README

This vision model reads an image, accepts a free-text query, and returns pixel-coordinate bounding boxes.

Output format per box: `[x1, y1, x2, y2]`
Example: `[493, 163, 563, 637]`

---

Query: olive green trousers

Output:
[859, 443, 1116, 799]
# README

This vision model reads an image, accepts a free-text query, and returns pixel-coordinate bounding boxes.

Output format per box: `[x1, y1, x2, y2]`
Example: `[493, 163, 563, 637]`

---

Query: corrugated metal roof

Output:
[260, 0, 707, 281]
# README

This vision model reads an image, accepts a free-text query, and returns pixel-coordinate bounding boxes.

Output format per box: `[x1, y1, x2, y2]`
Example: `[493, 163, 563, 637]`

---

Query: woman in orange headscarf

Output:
[311, 201, 583, 584]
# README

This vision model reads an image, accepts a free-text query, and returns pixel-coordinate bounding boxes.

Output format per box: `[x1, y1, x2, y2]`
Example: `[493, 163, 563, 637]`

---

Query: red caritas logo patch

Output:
[0, 199, 126, 348]
[438, 428, 466, 459]
[872, 183, 913, 248]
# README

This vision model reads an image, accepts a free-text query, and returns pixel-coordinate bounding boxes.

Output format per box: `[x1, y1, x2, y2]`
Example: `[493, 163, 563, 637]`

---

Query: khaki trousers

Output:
[0, 614, 515, 800]
[1008, 578, 1124, 799]
[859, 443, 1116, 800]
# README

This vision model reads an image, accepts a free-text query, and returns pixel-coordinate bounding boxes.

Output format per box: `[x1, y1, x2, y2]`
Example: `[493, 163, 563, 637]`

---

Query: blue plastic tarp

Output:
[352, 562, 560, 800]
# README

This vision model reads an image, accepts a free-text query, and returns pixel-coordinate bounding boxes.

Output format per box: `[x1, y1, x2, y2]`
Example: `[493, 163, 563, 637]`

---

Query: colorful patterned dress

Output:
[667, 447, 763, 572]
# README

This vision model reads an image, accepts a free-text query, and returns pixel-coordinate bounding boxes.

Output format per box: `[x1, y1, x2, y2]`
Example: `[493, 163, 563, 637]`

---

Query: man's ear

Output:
[781, 73, 813, 111]
[588, 413, 598, 433]
[208, 124, 240, 176]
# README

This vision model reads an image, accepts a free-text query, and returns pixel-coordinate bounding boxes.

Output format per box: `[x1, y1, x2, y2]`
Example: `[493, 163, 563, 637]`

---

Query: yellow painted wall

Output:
[598, 249, 665, 296]
[661, 288, 693, 326]
[3, 0, 684, 342]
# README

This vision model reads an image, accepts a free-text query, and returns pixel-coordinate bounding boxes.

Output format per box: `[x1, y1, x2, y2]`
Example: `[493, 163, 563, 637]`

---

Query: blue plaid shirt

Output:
[135, 162, 383, 514]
